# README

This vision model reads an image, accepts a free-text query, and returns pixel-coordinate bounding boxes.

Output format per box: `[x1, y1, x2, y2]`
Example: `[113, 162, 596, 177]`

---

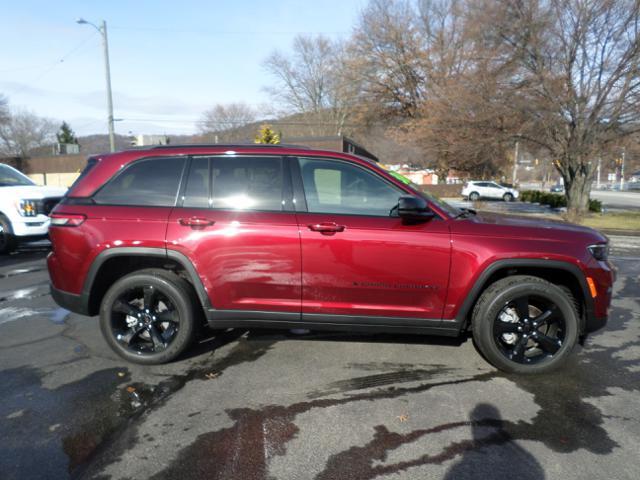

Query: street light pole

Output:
[77, 18, 115, 152]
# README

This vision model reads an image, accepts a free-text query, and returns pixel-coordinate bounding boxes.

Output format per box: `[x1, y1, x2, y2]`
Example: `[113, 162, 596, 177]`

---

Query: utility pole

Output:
[512, 139, 519, 186]
[596, 157, 601, 189]
[77, 18, 115, 152]
[620, 147, 626, 190]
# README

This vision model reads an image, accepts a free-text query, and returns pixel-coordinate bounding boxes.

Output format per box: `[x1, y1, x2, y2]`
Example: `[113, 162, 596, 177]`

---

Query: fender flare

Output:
[83, 247, 212, 313]
[454, 258, 594, 331]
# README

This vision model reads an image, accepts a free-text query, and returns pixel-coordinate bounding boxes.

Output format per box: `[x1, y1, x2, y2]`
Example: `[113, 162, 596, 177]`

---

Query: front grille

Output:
[39, 197, 63, 215]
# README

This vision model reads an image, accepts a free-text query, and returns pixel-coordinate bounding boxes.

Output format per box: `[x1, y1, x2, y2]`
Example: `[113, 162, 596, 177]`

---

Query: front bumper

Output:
[12, 215, 51, 237]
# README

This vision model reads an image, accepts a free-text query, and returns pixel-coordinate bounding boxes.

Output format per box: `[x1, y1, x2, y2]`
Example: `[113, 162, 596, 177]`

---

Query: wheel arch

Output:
[455, 259, 593, 333]
[83, 247, 211, 316]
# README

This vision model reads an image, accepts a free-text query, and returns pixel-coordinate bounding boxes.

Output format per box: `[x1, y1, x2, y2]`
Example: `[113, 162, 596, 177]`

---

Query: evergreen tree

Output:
[56, 121, 78, 144]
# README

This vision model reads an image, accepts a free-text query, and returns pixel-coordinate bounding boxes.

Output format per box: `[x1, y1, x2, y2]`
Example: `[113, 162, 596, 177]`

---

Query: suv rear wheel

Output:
[468, 191, 480, 201]
[472, 275, 579, 374]
[99, 269, 198, 364]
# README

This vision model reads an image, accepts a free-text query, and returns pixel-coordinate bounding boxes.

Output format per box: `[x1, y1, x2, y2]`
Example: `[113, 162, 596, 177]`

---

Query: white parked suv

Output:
[462, 181, 519, 202]
[0, 163, 66, 254]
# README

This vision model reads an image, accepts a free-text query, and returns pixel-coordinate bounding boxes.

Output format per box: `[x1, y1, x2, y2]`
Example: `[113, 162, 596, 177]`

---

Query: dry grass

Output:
[579, 211, 640, 232]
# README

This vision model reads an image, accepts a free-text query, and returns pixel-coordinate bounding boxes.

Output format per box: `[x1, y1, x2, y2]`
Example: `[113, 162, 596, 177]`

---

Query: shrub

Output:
[520, 190, 601, 212]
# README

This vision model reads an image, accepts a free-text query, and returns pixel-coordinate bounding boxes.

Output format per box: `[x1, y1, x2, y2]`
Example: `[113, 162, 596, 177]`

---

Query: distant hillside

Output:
[70, 112, 427, 166]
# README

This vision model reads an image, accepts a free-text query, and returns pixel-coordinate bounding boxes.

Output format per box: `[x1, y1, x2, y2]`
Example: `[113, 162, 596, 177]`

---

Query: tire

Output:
[99, 268, 198, 364]
[469, 192, 480, 201]
[472, 275, 579, 374]
[503, 193, 514, 202]
[0, 214, 17, 255]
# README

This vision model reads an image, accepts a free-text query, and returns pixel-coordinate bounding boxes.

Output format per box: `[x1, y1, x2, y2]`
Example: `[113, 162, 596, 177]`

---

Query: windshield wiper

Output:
[453, 207, 476, 219]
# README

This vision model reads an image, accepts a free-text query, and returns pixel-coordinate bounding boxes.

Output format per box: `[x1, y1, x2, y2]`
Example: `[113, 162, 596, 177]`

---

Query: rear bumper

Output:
[50, 285, 91, 316]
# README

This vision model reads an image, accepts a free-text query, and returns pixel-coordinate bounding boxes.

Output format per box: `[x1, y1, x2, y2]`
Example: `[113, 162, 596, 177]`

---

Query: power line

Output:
[4, 31, 98, 96]
[110, 25, 348, 36]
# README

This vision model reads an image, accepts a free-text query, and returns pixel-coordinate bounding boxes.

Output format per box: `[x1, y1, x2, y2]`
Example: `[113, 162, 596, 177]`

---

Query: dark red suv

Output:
[48, 144, 615, 373]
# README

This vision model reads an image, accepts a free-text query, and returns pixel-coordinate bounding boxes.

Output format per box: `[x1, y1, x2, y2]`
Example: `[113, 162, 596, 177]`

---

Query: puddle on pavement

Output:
[0, 265, 47, 278]
[0, 306, 70, 326]
[1, 329, 279, 479]
[4, 269, 640, 480]
[148, 281, 640, 480]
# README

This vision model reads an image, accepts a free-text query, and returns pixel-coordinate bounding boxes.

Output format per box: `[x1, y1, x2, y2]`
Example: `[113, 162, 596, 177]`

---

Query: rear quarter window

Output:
[94, 156, 186, 207]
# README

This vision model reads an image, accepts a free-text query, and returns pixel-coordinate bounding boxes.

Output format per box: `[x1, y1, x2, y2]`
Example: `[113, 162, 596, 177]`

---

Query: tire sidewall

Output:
[99, 272, 195, 364]
[0, 215, 17, 254]
[473, 280, 578, 374]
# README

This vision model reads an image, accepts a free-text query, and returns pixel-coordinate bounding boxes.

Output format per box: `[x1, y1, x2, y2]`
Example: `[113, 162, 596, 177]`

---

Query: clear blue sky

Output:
[0, 0, 363, 136]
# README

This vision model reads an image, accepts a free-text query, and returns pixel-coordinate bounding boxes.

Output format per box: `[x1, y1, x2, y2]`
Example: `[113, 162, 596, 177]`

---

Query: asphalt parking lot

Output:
[1, 238, 639, 480]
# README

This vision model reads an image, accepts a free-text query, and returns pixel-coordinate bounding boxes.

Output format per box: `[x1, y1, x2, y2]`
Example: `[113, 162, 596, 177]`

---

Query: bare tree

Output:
[489, 0, 640, 217]
[0, 94, 9, 127]
[345, 0, 427, 119]
[197, 102, 257, 142]
[263, 35, 352, 136]
[0, 109, 56, 158]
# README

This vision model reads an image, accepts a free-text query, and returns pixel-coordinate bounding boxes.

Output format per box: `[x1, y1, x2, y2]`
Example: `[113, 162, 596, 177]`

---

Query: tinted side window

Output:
[182, 157, 210, 208]
[94, 157, 185, 207]
[298, 157, 402, 216]
[210, 156, 284, 211]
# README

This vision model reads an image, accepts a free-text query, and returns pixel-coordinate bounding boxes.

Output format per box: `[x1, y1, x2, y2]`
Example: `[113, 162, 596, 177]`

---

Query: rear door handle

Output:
[307, 222, 346, 235]
[179, 217, 215, 228]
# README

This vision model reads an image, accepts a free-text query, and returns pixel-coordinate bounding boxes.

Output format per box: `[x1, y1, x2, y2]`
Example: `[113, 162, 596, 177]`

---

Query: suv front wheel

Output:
[472, 275, 579, 374]
[99, 269, 198, 364]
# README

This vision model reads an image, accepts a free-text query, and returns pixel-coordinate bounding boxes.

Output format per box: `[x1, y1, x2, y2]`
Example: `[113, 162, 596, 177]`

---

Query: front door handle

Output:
[307, 222, 346, 235]
[179, 217, 215, 228]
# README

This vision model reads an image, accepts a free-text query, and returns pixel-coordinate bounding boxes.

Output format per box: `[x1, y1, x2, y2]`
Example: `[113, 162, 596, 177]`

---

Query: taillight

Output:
[49, 213, 86, 227]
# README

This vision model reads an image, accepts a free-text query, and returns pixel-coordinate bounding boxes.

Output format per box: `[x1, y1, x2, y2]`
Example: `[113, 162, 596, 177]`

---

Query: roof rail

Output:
[126, 143, 312, 150]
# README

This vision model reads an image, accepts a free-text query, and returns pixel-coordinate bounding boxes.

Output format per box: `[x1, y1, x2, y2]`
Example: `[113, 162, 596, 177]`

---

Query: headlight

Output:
[15, 199, 38, 217]
[588, 243, 609, 261]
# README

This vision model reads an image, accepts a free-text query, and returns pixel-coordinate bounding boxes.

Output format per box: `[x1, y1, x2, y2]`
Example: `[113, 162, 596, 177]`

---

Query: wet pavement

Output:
[1, 242, 639, 479]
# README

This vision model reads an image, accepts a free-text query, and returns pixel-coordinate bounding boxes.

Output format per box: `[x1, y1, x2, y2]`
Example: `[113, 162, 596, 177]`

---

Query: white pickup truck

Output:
[0, 163, 67, 254]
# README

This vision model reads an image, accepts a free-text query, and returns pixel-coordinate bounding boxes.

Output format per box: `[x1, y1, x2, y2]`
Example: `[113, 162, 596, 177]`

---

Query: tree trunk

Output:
[564, 171, 590, 222]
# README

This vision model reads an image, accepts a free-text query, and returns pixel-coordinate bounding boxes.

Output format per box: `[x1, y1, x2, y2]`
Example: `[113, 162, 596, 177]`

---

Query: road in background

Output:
[591, 190, 640, 210]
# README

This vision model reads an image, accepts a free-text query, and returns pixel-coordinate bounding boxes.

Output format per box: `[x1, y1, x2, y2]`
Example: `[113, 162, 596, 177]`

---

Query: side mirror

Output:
[397, 195, 435, 222]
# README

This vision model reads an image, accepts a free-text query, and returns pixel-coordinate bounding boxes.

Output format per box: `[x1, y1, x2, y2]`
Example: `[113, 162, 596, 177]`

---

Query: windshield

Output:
[0, 164, 36, 187]
[387, 170, 461, 217]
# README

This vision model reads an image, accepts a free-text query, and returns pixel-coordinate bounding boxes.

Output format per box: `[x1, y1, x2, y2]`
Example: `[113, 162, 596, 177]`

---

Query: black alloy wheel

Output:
[111, 284, 180, 354]
[493, 295, 565, 365]
[472, 275, 579, 374]
[100, 269, 197, 364]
